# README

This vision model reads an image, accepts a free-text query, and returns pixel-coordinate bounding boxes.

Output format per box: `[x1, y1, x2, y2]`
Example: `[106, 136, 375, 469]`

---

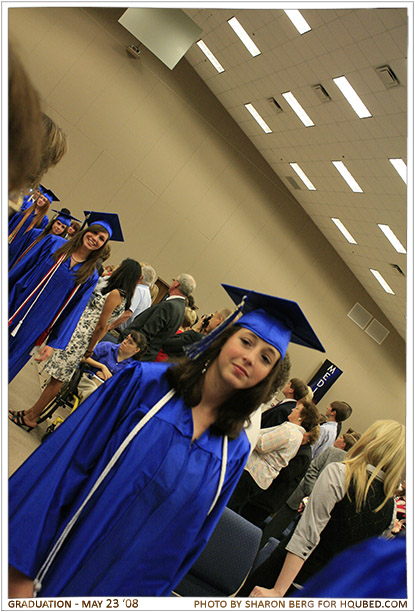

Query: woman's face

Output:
[215, 328, 280, 392]
[51, 220, 67, 236]
[82, 230, 108, 252]
[36, 194, 49, 208]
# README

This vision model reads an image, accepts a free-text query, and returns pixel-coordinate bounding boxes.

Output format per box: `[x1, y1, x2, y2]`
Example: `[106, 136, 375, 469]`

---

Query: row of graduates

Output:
[8, 197, 405, 599]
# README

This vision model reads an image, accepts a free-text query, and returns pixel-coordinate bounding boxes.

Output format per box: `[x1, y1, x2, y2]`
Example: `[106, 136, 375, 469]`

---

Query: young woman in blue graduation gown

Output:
[8, 224, 110, 382]
[8, 190, 50, 242]
[9, 286, 326, 598]
[9, 214, 70, 269]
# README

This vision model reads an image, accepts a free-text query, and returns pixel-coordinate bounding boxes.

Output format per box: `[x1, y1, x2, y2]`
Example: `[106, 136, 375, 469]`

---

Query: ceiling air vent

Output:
[375, 65, 400, 88]
[312, 84, 331, 103]
[365, 319, 390, 345]
[347, 303, 373, 329]
[269, 97, 283, 112]
[285, 176, 301, 190]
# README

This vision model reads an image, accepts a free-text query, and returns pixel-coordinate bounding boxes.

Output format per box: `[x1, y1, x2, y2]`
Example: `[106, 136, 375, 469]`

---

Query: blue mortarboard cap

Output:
[51, 209, 81, 226]
[40, 187, 60, 203]
[82, 211, 124, 242]
[223, 284, 325, 357]
[185, 284, 325, 360]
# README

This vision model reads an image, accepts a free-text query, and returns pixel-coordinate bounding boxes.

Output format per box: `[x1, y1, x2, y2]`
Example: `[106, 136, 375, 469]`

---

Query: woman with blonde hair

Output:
[248, 419, 405, 598]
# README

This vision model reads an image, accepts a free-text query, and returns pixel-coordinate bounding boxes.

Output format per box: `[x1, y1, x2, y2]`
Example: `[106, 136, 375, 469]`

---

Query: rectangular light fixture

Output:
[389, 158, 407, 184]
[332, 161, 363, 193]
[333, 76, 372, 118]
[284, 10, 311, 34]
[331, 218, 357, 244]
[245, 104, 272, 133]
[282, 92, 314, 127]
[196, 40, 225, 73]
[228, 17, 261, 57]
[378, 224, 406, 254]
[370, 269, 395, 294]
[290, 163, 316, 190]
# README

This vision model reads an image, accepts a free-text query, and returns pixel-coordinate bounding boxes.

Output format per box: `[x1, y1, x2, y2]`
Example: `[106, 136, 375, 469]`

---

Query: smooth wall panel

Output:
[8, 7, 406, 429]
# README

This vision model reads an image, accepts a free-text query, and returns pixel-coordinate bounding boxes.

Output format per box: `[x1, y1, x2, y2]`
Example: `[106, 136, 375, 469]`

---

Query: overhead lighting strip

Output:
[290, 163, 316, 190]
[196, 40, 225, 73]
[389, 158, 407, 184]
[284, 10, 311, 34]
[332, 161, 363, 193]
[331, 218, 357, 244]
[282, 92, 314, 127]
[332, 76, 372, 118]
[245, 104, 272, 133]
[370, 269, 395, 295]
[228, 17, 261, 57]
[378, 224, 406, 254]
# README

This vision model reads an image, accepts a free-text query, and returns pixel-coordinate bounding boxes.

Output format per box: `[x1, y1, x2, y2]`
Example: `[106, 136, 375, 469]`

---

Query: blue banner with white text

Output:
[307, 359, 343, 404]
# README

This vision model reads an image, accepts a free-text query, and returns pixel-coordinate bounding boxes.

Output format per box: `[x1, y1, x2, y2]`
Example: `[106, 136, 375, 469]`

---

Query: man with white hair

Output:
[120, 273, 196, 361]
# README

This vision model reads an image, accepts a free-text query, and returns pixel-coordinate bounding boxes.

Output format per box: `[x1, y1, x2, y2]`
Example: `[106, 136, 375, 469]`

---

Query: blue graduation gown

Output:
[9, 234, 98, 382]
[9, 362, 250, 597]
[9, 209, 48, 236]
[9, 227, 43, 269]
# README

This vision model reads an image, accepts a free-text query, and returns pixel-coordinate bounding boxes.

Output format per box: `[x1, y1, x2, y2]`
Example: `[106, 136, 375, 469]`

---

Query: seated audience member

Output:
[261, 378, 309, 428]
[260, 429, 361, 543]
[241, 425, 320, 527]
[78, 332, 147, 403]
[245, 420, 404, 598]
[311, 400, 352, 458]
[228, 400, 319, 515]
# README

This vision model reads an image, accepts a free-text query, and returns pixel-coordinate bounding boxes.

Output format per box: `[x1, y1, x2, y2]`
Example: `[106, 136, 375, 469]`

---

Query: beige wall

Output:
[9, 7, 406, 432]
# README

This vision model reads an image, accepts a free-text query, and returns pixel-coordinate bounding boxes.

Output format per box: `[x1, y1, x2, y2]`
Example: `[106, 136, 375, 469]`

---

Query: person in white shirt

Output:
[311, 401, 352, 459]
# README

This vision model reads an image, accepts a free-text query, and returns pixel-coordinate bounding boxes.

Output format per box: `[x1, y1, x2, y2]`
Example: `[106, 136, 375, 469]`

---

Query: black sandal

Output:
[9, 411, 35, 432]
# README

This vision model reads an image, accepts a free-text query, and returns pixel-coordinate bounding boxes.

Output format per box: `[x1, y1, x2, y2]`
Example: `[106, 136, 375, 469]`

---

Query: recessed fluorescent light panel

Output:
[370, 269, 395, 295]
[378, 224, 406, 254]
[282, 92, 314, 127]
[284, 10, 311, 34]
[332, 161, 363, 193]
[245, 104, 272, 133]
[389, 158, 407, 184]
[290, 163, 316, 190]
[196, 40, 225, 73]
[331, 218, 357, 244]
[228, 17, 261, 57]
[332, 76, 372, 118]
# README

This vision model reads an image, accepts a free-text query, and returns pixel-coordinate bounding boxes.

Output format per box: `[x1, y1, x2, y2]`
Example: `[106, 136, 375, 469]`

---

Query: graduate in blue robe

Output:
[8, 212, 124, 383]
[8, 186, 58, 246]
[9, 210, 78, 269]
[9, 284, 325, 598]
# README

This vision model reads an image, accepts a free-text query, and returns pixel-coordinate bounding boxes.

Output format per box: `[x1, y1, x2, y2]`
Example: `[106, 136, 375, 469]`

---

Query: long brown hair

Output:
[53, 224, 109, 285]
[166, 325, 290, 439]
[9, 199, 50, 241]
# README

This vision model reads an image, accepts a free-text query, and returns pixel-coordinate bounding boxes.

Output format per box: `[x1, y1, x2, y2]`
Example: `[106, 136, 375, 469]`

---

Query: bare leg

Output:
[18, 378, 62, 428]
[9, 566, 34, 598]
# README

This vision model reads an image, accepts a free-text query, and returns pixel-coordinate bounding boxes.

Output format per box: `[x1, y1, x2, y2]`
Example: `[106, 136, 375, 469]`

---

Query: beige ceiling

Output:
[183, 7, 407, 339]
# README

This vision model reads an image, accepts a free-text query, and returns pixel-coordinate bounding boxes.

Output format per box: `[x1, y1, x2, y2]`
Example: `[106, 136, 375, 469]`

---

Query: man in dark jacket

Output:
[120, 273, 196, 361]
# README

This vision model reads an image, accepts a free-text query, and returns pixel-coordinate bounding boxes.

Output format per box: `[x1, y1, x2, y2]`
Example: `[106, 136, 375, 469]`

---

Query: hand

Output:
[250, 586, 281, 597]
[34, 345, 54, 362]
[99, 366, 112, 381]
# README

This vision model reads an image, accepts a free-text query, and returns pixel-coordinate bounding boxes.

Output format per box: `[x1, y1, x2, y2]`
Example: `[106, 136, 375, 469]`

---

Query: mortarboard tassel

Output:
[185, 294, 249, 360]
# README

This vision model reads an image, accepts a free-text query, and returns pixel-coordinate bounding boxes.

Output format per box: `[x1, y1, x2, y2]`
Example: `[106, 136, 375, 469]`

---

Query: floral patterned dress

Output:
[43, 290, 126, 383]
